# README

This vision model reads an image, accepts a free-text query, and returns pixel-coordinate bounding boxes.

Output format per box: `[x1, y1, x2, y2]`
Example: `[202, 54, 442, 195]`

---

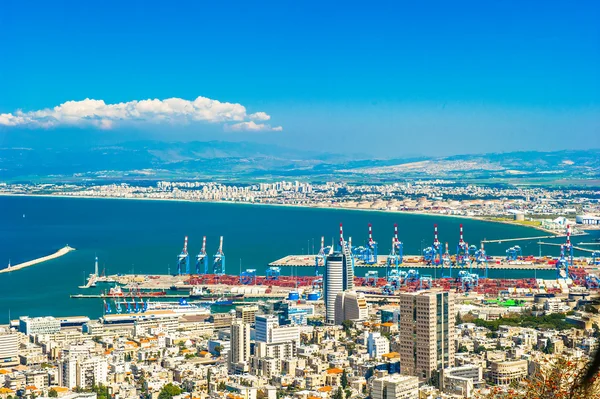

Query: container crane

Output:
[420, 275, 433, 290]
[556, 225, 573, 280]
[442, 242, 452, 277]
[196, 236, 208, 274]
[387, 223, 403, 279]
[213, 236, 226, 275]
[176, 236, 190, 275]
[506, 245, 522, 262]
[365, 270, 379, 286]
[240, 269, 257, 285]
[423, 224, 442, 267]
[456, 224, 469, 269]
[585, 274, 600, 289]
[266, 267, 281, 281]
[365, 223, 378, 264]
[315, 236, 326, 277]
[387, 269, 406, 289]
[592, 251, 600, 266]
[475, 242, 489, 278]
[405, 269, 420, 284]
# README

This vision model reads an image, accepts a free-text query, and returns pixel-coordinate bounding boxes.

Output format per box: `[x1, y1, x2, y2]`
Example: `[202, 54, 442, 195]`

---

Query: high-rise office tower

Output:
[324, 224, 354, 324]
[398, 291, 455, 382]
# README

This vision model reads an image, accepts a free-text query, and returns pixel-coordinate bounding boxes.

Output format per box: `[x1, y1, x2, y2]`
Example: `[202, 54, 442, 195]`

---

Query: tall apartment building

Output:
[334, 290, 369, 325]
[371, 374, 419, 399]
[0, 329, 19, 366]
[255, 315, 300, 344]
[399, 291, 455, 382]
[235, 305, 259, 324]
[59, 356, 108, 389]
[324, 245, 353, 324]
[229, 319, 251, 373]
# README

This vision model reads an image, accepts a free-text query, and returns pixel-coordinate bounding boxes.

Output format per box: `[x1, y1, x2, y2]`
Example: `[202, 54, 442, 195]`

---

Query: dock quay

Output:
[71, 292, 288, 300]
[269, 254, 557, 271]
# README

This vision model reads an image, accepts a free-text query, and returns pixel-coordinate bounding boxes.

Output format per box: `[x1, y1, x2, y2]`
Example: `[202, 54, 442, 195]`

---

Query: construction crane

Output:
[196, 236, 208, 274]
[213, 236, 226, 275]
[423, 224, 442, 267]
[266, 266, 281, 281]
[176, 236, 190, 275]
[556, 225, 573, 280]
[475, 242, 489, 278]
[365, 270, 379, 286]
[387, 223, 403, 279]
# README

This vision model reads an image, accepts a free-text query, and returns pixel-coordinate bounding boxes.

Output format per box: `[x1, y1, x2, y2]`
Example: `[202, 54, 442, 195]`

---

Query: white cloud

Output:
[0, 96, 282, 132]
[225, 121, 283, 132]
[249, 111, 270, 121]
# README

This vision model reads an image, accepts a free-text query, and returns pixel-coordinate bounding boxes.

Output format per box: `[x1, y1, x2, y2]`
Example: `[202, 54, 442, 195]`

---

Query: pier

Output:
[1, 245, 75, 274]
[269, 254, 556, 270]
[481, 232, 586, 244]
[536, 241, 595, 254]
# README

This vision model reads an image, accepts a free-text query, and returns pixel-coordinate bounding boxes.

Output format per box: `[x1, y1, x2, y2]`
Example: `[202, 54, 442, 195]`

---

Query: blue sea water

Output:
[0, 195, 594, 320]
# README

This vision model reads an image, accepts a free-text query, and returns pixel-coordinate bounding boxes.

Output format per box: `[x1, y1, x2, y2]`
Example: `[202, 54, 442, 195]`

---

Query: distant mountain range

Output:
[338, 150, 600, 182]
[0, 140, 598, 184]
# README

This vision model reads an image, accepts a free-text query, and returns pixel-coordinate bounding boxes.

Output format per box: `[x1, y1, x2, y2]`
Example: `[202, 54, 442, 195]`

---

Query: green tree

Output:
[214, 345, 223, 356]
[341, 320, 353, 335]
[341, 369, 349, 389]
[217, 382, 226, 391]
[334, 387, 344, 399]
[158, 383, 182, 399]
[48, 389, 58, 398]
[207, 369, 212, 393]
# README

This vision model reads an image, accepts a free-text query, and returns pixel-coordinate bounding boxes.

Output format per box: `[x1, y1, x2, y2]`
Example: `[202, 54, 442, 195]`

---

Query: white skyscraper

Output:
[324, 225, 355, 324]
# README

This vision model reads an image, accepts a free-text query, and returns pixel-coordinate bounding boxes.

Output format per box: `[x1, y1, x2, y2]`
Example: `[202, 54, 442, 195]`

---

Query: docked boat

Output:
[189, 286, 243, 300]
[101, 298, 210, 325]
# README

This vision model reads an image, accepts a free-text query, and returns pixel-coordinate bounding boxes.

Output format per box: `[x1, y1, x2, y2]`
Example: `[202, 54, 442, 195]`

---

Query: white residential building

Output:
[371, 374, 419, 399]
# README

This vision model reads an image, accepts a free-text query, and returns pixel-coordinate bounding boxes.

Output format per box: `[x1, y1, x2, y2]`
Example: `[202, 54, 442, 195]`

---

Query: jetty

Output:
[1, 245, 75, 274]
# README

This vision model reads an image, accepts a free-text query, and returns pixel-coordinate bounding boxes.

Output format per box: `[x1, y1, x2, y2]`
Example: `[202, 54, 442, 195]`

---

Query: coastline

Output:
[0, 245, 76, 274]
[0, 192, 558, 236]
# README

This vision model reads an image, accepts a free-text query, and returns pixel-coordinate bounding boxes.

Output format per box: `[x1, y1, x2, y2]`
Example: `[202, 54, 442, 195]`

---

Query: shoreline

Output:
[0, 245, 75, 274]
[0, 192, 559, 236]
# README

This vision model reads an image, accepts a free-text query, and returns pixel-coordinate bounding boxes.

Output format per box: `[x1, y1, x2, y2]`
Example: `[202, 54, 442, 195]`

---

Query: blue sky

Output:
[0, 1, 598, 157]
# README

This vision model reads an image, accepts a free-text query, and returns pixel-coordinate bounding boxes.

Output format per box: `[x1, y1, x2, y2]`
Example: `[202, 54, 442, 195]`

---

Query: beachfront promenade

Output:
[0, 245, 75, 274]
